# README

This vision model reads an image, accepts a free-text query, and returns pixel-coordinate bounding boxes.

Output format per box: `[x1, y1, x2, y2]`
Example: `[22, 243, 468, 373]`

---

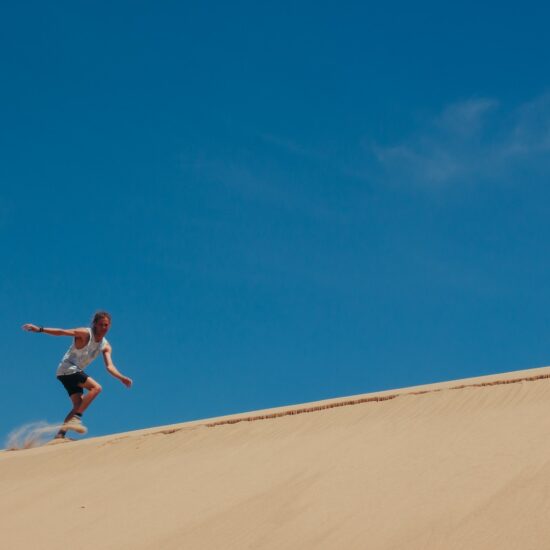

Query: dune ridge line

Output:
[203, 372, 550, 428]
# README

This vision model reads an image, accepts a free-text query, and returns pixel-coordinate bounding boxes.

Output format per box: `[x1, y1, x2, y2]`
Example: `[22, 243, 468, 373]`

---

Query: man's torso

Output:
[56, 328, 108, 376]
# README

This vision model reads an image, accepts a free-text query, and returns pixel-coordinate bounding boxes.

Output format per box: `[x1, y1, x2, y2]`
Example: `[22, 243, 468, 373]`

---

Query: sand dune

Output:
[2, 366, 550, 549]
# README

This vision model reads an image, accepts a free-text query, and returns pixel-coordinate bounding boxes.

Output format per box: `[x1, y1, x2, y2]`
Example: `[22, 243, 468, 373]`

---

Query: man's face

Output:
[95, 317, 111, 337]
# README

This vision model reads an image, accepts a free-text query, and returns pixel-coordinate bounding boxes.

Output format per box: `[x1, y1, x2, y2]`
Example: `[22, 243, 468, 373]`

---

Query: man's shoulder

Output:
[75, 327, 91, 341]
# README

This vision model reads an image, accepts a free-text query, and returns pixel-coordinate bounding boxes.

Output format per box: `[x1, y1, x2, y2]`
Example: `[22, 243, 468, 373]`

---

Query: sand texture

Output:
[2, 366, 550, 549]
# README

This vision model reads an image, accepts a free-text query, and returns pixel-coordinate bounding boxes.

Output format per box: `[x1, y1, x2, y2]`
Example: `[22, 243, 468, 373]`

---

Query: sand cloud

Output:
[5, 421, 61, 450]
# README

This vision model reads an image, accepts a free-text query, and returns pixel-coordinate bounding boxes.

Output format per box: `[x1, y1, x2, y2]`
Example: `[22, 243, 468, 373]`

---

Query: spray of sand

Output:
[5, 422, 61, 450]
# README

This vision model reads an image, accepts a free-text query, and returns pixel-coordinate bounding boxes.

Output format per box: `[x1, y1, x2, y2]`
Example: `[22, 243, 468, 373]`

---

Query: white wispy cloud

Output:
[180, 150, 350, 224]
[370, 93, 550, 186]
[503, 94, 550, 156]
[435, 98, 499, 138]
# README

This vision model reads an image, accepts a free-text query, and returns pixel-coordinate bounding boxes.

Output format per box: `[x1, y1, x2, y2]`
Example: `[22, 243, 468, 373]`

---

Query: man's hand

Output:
[22, 324, 41, 332]
[121, 376, 133, 388]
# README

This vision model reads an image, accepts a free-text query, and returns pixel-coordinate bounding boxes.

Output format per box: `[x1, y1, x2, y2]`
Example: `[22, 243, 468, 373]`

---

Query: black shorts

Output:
[57, 371, 89, 396]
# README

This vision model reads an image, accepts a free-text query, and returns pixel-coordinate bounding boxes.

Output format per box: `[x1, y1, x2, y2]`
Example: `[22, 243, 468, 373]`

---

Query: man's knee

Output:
[90, 383, 102, 395]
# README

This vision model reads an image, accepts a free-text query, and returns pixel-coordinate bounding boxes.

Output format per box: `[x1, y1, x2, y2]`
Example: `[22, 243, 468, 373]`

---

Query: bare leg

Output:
[55, 393, 83, 438]
[55, 378, 102, 438]
[75, 377, 102, 414]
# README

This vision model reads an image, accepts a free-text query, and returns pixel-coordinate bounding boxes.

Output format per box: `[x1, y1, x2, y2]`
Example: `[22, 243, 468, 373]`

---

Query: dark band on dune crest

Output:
[204, 372, 550, 428]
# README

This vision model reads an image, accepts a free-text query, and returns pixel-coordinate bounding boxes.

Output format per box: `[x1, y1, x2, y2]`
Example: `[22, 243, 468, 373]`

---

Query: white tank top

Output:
[56, 328, 109, 376]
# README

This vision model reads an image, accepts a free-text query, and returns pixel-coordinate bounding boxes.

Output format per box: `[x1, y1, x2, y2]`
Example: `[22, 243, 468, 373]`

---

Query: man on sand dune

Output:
[22, 311, 132, 439]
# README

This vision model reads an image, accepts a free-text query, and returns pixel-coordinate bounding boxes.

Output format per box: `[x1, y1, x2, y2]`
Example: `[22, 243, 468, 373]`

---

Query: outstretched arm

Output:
[22, 324, 89, 338]
[103, 345, 132, 388]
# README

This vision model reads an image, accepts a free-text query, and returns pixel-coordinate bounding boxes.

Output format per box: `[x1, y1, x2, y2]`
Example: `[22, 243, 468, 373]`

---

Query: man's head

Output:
[92, 311, 112, 338]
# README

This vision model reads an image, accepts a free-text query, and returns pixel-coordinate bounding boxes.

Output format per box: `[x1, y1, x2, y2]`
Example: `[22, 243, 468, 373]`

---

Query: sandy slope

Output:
[2, 367, 550, 550]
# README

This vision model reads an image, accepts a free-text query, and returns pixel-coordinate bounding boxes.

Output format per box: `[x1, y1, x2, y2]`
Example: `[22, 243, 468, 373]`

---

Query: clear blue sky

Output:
[2, 1, 550, 443]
